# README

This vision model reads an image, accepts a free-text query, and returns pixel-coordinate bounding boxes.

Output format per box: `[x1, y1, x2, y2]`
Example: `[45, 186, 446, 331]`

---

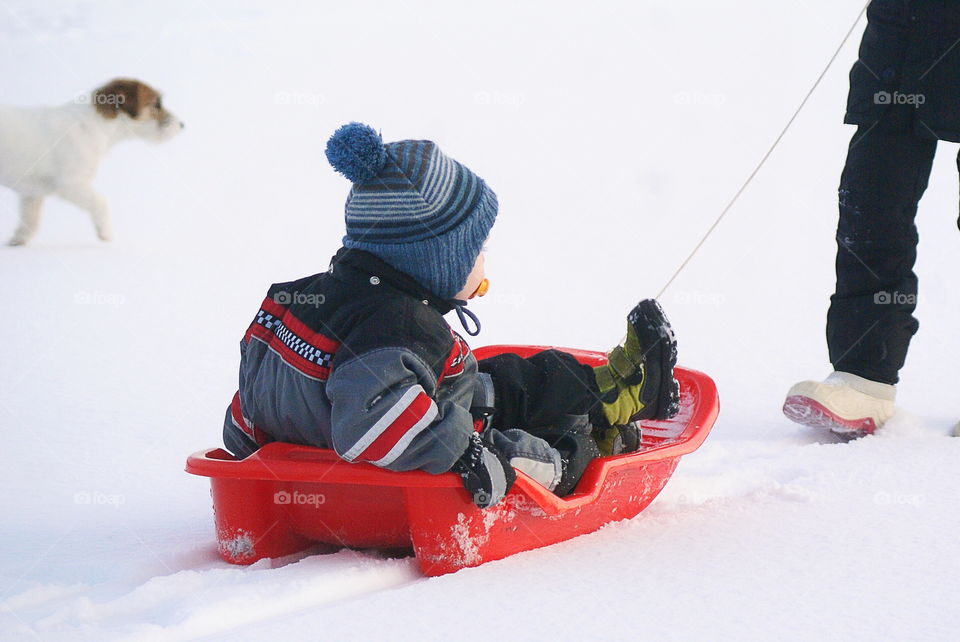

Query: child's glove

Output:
[451, 432, 516, 508]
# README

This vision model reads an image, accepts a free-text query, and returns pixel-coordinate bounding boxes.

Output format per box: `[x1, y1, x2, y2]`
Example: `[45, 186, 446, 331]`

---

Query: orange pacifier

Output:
[469, 278, 490, 299]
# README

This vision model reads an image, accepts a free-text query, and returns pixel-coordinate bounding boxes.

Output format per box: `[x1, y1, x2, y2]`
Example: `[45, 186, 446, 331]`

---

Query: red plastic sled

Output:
[186, 345, 719, 576]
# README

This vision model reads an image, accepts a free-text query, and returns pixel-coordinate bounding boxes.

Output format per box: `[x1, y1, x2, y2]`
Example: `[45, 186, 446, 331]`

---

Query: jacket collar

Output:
[329, 247, 455, 315]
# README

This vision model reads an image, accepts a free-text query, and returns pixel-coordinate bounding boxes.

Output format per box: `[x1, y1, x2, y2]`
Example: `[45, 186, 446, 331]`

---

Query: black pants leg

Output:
[477, 349, 604, 434]
[827, 106, 937, 384]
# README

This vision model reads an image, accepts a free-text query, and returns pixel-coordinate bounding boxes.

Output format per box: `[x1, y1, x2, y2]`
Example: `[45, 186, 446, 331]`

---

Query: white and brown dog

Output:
[0, 78, 183, 245]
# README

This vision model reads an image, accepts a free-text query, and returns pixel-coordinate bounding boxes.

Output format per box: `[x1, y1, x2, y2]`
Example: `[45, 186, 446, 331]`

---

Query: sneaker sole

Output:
[628, 299, 680, 420]
[782, 394, 876, 439]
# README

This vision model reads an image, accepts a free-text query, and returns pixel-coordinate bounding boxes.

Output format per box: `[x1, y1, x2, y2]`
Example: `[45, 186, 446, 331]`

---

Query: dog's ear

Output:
[93, 79, 160, 119]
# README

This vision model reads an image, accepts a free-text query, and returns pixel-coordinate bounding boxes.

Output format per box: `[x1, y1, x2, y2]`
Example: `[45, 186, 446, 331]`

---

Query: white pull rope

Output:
[656, 2, 870, 300]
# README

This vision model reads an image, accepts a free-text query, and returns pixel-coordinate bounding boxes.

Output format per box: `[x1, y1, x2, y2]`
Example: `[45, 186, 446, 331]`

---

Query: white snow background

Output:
[1, 1, 958, 640]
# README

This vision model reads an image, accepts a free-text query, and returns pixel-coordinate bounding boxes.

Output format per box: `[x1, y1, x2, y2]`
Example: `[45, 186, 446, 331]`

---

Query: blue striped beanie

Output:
[325, 122, 498, 300]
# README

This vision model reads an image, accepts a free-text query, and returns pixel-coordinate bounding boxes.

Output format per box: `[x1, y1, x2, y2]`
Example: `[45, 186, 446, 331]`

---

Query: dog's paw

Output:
[8, 237, 26, 247]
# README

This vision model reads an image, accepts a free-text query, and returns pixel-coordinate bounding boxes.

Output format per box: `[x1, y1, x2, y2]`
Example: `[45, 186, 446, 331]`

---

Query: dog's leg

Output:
[56, 184, 112, 241]
[9, 195, 45, 246]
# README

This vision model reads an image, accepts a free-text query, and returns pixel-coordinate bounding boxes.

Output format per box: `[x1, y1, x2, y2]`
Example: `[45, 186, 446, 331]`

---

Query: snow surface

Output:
[2, 1, 959, 640]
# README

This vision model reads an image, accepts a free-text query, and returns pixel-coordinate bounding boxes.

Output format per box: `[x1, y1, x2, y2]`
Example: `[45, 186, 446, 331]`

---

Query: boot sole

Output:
[782, 395, 876, 439]
[628, 299, 680, 420]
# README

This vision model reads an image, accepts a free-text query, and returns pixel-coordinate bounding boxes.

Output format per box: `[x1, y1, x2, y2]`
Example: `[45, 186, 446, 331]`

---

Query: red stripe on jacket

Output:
[259, 297, 340, 352]
[437, 330, 470, 386]
[354, 391, 434, 463]
[247, 324, 333, 379]
[244, 297, 341, 380]
[231, 391, 270, 446]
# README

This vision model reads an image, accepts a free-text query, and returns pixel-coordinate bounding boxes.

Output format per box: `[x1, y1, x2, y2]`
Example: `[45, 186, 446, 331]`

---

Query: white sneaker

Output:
[782, 371, 895, 437]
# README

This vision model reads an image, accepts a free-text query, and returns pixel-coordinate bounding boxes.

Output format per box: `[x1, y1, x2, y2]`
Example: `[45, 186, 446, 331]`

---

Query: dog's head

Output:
[92, 78, 183, 143]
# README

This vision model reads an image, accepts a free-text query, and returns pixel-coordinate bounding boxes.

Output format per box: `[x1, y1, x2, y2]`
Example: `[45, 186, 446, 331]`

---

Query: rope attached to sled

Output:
[655, 1, 871, 300]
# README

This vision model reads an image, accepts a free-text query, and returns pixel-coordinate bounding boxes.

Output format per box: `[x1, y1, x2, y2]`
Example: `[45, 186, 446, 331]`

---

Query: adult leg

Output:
[956, 148, 960, 232]
[8, 195, 44, 246]
[827, 107, 937, 384]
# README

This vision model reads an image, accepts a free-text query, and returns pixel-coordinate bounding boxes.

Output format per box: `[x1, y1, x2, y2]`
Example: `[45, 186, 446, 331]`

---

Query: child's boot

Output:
[593, 421, 642, 457]
[452, 432, 516, 508]
[782, 371, 895, 438]
[536, 415, 601, 496]
[593, 299, 680, 428]
[552, 432, 600, 496]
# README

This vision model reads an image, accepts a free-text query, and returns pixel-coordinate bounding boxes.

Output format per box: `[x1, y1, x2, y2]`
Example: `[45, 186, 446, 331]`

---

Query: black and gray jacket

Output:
[222, 248, 485, 473]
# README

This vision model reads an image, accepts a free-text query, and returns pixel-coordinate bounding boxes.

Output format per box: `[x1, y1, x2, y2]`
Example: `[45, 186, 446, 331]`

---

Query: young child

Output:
[223, 123, 680, 508]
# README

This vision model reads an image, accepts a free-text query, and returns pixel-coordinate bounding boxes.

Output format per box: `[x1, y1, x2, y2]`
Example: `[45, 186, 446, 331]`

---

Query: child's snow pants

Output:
[477, 348, 604, 432]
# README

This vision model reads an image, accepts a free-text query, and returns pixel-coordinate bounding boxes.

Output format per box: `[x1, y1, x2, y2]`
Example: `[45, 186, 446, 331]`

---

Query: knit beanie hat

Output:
[325, 122, 498, 300]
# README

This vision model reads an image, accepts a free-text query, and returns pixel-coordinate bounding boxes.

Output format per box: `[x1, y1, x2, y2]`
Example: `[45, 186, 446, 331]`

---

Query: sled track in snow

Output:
[3, 549, 424, 641]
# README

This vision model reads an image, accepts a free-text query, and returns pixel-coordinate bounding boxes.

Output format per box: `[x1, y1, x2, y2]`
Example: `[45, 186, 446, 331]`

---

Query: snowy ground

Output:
[1, 1, 959, 640]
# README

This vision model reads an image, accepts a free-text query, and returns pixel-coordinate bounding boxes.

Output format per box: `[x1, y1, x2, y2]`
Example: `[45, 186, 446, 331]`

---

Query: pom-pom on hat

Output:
[325, 122, 498, 300]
